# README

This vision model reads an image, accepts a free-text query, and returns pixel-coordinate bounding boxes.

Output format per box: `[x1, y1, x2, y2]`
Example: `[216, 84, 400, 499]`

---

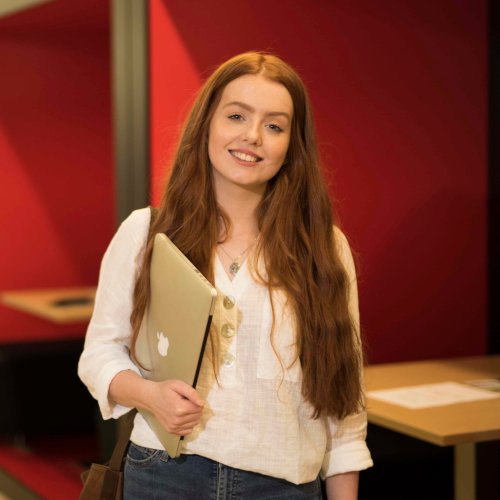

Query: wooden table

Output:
[364, 356, 500, 500]
[1, 287, 96, 323]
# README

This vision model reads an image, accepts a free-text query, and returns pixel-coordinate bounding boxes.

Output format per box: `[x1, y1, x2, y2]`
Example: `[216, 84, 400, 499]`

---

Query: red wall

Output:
[150, 0, 487, 363]
[0, 0, 114, 342]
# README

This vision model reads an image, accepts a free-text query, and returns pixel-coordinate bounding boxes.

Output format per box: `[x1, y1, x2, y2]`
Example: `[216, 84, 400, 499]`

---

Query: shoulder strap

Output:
[108, 408, 137, 472]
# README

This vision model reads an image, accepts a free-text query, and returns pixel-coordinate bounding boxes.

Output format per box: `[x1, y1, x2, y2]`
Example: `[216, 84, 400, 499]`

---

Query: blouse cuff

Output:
[320, 441, 374, 479]
[95, 361, 142, 420]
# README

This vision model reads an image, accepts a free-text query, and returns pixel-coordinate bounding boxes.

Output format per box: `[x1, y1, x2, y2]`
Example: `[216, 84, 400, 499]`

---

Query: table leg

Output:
[454, 443, 476, 500]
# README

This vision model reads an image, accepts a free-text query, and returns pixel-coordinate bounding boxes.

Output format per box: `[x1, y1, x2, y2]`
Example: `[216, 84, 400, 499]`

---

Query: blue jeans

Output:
[124, 443, 323, 499]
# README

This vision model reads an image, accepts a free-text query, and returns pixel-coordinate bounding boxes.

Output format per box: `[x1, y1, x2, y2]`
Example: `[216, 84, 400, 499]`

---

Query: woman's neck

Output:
[215, 184, 261, 282]
[216, 184, 261, 241]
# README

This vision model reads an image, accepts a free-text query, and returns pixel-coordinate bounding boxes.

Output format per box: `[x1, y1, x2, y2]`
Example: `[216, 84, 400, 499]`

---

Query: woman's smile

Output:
[228, 149, 263, 164]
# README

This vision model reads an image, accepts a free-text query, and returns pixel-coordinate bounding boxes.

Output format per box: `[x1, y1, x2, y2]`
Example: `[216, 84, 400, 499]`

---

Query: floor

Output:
[0, 434, 98, 500]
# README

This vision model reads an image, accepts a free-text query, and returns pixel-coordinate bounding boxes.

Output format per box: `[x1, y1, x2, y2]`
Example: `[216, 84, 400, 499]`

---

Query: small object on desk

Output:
[465, 378, 500, 392]
[52, 297, 94, 307]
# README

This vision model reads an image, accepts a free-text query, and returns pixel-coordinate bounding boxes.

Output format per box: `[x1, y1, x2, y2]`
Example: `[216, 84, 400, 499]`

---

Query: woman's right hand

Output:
[146, 379, 205, 436]
[109, 370, 204, 436]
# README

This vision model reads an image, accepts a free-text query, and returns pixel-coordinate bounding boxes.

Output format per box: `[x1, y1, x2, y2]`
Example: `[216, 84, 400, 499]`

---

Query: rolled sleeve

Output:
[320, 411, 373, 478]
[78, 208, 151, 420]
[87, 345, 142, 419]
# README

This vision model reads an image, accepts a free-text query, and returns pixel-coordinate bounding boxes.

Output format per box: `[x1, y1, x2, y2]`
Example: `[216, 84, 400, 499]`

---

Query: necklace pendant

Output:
[229, 261, 240, 276]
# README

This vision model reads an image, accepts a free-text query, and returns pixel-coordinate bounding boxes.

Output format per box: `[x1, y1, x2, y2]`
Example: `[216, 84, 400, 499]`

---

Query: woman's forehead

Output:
[218, 74, 293, 116]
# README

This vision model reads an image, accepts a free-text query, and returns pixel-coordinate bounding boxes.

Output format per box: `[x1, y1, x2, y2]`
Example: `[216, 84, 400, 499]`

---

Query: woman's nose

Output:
[242, 123, 262, 146]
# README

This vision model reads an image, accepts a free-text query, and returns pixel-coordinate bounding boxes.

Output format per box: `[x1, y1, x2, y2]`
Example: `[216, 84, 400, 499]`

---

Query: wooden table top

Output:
[1, 287, 96, 324]
[364, 355, 500, 446]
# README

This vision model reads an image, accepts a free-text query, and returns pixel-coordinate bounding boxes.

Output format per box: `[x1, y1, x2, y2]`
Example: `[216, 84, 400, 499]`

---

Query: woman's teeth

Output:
[231, 150, 260, 162]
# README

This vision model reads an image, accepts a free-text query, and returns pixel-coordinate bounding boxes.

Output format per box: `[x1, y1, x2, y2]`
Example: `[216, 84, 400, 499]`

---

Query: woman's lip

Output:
[229, 149, 263, 162]
[229, 152, 259, 166]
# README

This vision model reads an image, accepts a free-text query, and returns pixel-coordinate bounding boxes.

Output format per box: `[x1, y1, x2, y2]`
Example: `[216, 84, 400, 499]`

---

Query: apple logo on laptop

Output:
[156, 331, 169, 357]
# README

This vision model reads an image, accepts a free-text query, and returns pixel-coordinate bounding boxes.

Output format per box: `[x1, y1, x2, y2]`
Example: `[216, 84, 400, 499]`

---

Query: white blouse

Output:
[78, 208, 373, 485]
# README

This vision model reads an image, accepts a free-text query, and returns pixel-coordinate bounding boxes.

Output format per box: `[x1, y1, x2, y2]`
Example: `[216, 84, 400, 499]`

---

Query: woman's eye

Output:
[267, 123, 283, 133]
[228, 114, 243, 121]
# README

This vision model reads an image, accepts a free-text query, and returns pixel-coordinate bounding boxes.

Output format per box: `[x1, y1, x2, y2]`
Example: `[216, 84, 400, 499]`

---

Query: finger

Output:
[161, 401, 202, 420]
[163, 417, 199, 435]
[176, 422, 200, 436]
[170, 380, 205, 407]
[169, 415, 201, 427]
[168, 427, 193, 437]
[164, 425, 192, 436]
[180, 413, 203, 426]
[174, 401, 204, 417]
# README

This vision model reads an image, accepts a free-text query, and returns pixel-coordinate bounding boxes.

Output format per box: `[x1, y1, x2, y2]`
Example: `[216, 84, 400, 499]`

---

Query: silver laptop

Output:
[134, 233, 217, 457]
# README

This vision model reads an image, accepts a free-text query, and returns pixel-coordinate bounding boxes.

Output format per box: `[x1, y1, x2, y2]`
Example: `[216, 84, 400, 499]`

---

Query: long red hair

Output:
[131, 52, 363, 419]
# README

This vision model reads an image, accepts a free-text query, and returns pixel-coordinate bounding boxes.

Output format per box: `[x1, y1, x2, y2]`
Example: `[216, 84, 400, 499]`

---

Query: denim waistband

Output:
[124, 442, 322, 500]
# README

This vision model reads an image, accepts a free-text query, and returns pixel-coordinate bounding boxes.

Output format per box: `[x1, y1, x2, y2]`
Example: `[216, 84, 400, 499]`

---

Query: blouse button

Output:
[222, 353, 235, 367]
[223, 295, 235, 309]
[221, 323, 235, 338]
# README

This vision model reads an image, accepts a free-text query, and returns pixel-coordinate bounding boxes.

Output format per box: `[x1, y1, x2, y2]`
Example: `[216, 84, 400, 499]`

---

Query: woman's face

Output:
[208, 74, 293, 196]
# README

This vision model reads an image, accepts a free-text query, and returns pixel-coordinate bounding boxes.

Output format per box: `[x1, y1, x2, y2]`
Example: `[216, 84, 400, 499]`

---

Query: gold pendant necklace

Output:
[218, 236, 258, 276]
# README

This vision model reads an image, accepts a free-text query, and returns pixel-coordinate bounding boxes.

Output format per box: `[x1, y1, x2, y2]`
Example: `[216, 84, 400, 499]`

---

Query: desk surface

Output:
[364, 355, 500, 446]
[1, 287, 95, 324]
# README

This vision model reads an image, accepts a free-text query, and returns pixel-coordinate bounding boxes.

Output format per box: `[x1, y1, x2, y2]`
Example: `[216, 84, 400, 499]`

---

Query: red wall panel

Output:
[0, 0, 114, 342]
[150, 0, 487, 363]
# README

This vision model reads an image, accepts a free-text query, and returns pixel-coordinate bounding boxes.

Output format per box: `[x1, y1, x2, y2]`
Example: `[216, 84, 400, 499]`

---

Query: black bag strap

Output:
[108, 409, 137, 472]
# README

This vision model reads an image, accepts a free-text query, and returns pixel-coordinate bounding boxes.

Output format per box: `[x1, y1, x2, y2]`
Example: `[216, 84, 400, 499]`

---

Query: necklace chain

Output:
[218, 236, 259, 276]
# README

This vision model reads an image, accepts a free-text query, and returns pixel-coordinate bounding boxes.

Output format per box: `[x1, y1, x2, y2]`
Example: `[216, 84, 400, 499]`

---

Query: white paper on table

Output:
[367, 381, 500, 409]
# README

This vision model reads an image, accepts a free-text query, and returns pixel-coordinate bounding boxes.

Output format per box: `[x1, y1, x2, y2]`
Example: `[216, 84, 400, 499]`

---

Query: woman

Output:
[79, 51, 372, 499]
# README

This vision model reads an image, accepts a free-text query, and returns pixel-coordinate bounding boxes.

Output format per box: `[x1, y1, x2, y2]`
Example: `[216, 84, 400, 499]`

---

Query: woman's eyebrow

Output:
[223, 101, 291, 121]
